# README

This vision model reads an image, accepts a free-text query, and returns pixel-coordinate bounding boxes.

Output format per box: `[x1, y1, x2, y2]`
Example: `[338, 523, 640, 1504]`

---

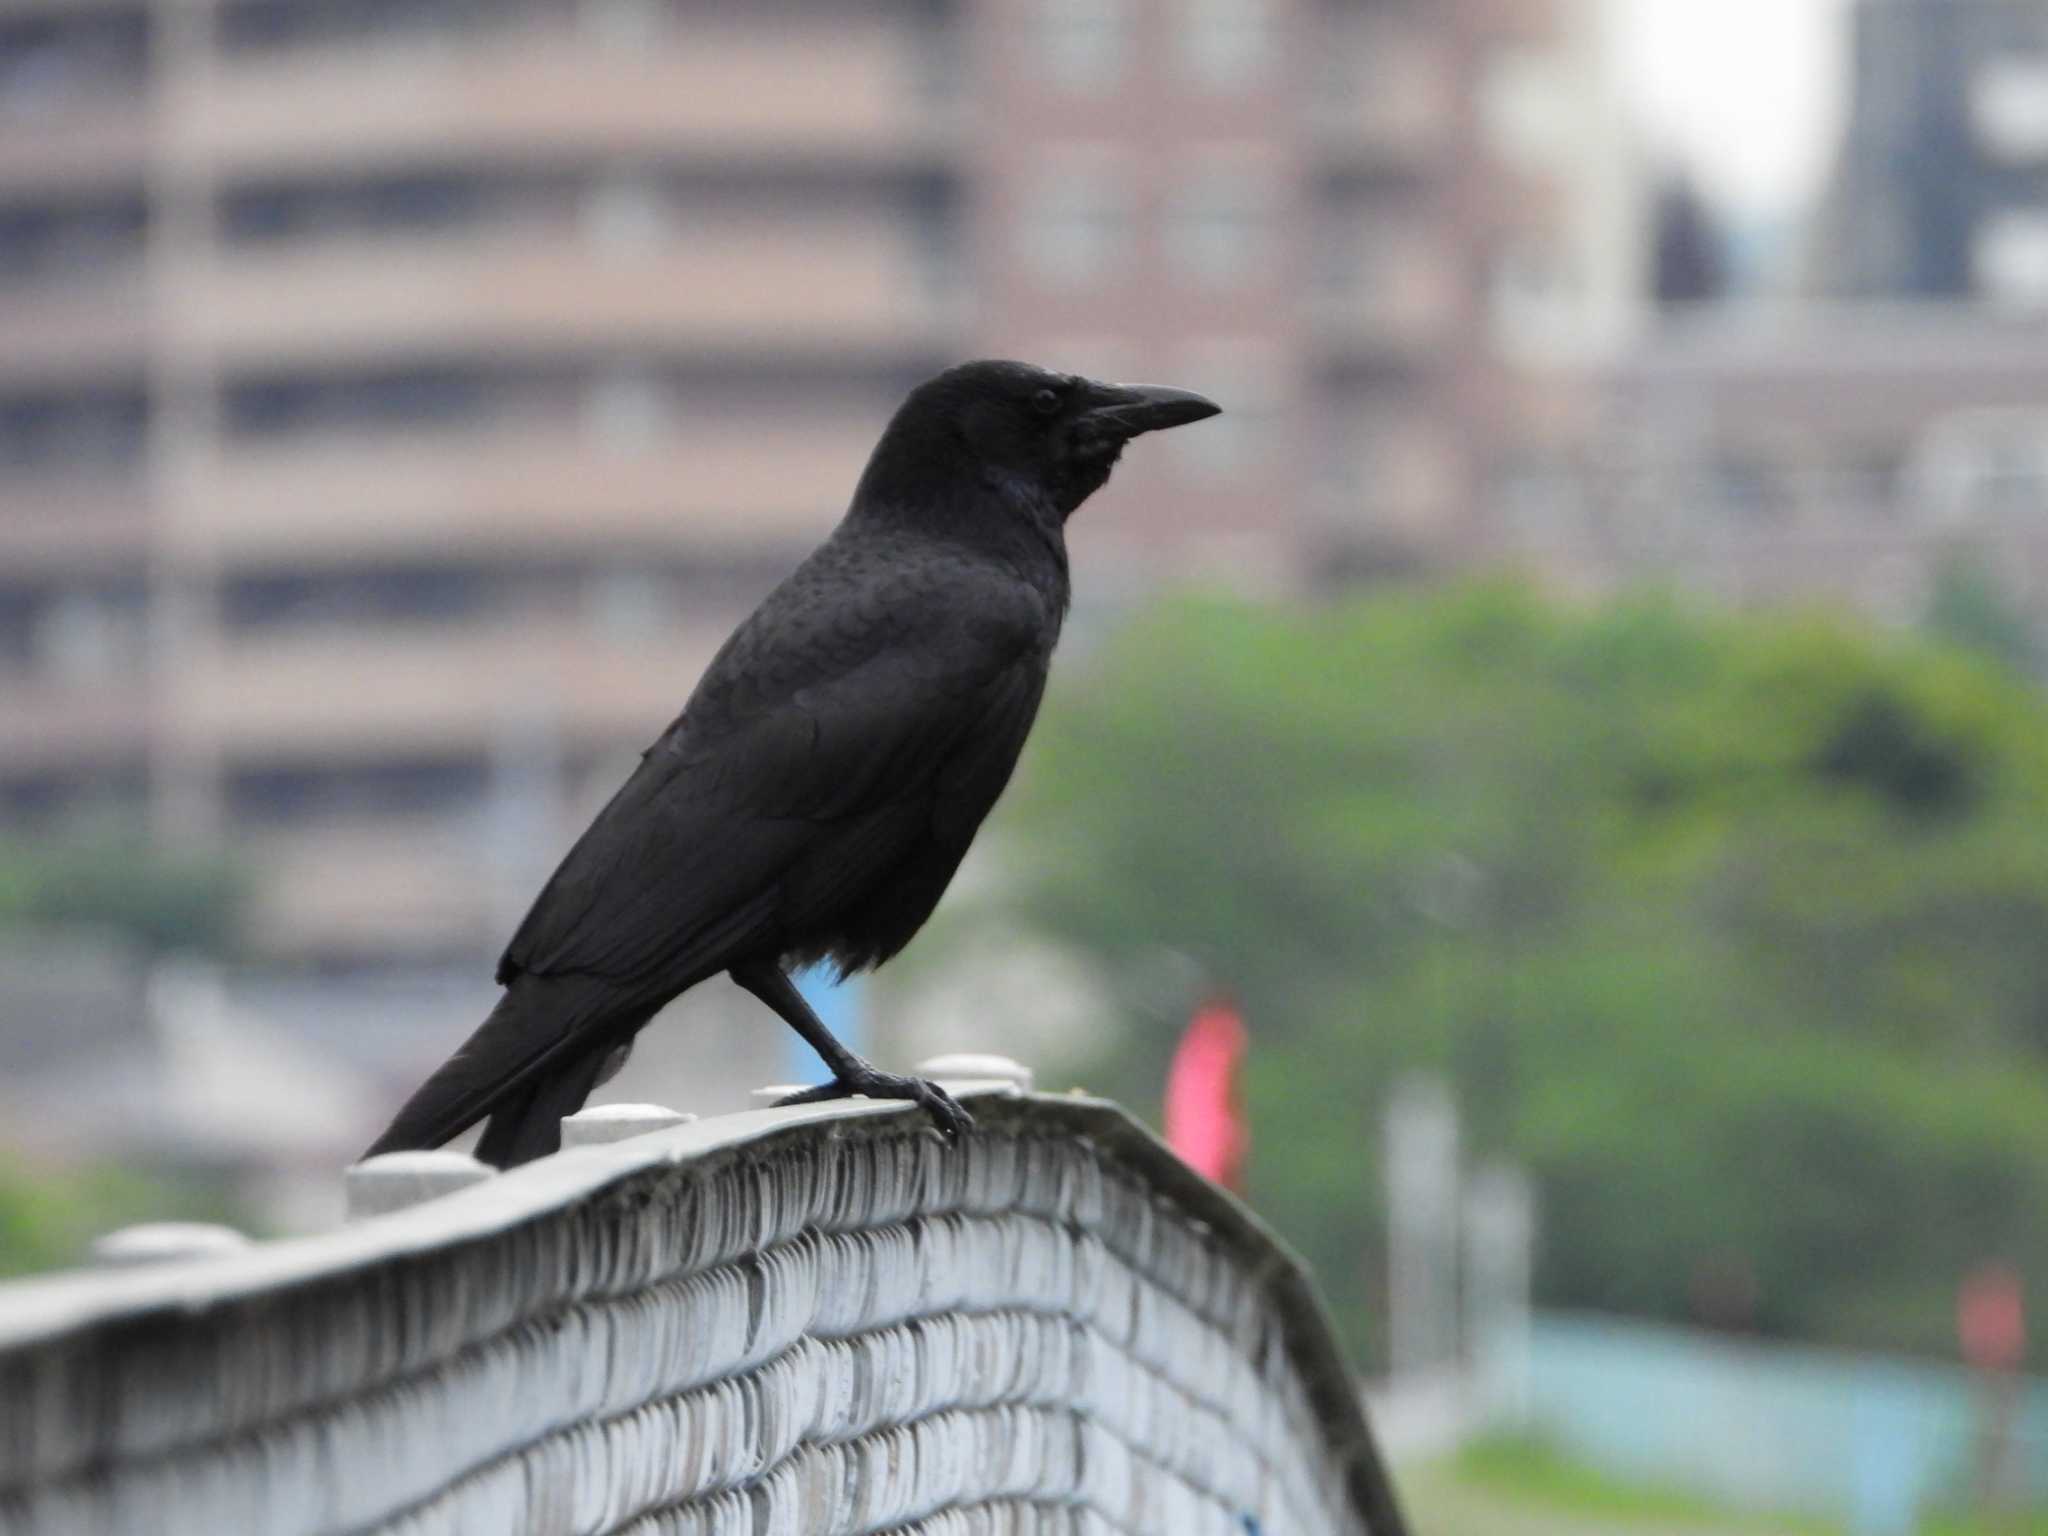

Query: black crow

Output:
[365, 360, 1219, 1167]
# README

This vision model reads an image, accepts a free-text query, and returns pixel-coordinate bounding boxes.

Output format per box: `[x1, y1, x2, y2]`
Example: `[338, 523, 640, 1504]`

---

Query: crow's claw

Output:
[774, 1068, 974, 1140]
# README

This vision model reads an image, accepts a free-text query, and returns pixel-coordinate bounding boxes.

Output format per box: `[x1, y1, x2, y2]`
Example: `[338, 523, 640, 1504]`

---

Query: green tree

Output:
[0, 833, 248, 1275]
[946, 583, 2048, 1367]
[0, 1164, 254, 1279]
[0, 833, 244, 953]
[1924, 554, 2041, 679]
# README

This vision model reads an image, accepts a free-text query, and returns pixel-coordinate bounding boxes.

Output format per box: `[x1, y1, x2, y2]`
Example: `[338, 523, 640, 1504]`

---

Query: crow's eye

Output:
[1032, 387, 1062, 417]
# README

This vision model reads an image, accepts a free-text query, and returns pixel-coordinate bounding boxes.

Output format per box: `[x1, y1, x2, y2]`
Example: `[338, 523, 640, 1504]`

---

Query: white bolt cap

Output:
[561, 1102, 696, 1146]
[91, 1223, 250, 1268]
[917, 1053, 1034, 1090]
[346, 1149, 494, 1220]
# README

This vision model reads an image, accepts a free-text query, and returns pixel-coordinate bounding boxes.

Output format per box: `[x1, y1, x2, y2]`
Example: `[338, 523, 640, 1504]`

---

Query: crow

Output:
[364, 360, 1218, 1168]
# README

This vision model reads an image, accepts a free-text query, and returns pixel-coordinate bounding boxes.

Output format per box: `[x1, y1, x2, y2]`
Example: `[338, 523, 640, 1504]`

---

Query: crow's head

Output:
[860, 359, 1221, 525]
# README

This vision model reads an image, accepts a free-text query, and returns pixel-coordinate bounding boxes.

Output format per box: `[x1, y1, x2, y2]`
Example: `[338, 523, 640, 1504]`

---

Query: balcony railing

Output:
[0, 269, 148, 379]
[189, 422, 873, 559]
[0, 672, 149, 769]
[177, 618, 727, 753]
[0, 479, 150, 568]
[187, 27, 955, 177]
[175, 231, 962, 366]
[0, 97, 149, 185]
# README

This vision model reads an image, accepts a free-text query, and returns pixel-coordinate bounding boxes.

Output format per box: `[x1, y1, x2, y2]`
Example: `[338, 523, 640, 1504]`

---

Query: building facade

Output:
[0, 0, 1582, 964]
[1493, 1, 2048, 622]
[1814, 0, 2048, 304]
[1489, 303, 2048, 624]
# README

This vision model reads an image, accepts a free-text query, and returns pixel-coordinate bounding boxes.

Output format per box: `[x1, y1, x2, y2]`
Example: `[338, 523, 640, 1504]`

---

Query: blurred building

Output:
[0, 936, 380, 1225]
[1489, 302, 2048, 622]
[1813, 0, 2048, 304]
[0, 0, 1595, 967]
[1490, 0, 2048, 623]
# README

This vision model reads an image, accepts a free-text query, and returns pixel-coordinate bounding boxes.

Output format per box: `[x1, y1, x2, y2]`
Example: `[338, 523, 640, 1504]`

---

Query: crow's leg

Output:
[730, 961, 972, 1139]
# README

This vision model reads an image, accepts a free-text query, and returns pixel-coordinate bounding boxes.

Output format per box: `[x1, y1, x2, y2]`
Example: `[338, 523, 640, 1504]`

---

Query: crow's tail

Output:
[473, 1037, 632, 1166]
[362, 977, 645, 1168]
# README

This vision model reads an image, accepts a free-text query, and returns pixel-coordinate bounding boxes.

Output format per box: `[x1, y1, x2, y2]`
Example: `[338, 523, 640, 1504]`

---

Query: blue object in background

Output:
[785, 965, 867, 1087]
[1850, 1384, 1924, 1536]
[1518, 1315, 2048, 1532]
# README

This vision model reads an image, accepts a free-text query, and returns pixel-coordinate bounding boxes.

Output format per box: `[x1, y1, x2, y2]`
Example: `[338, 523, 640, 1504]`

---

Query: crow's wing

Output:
[499, 553, 1053, 989]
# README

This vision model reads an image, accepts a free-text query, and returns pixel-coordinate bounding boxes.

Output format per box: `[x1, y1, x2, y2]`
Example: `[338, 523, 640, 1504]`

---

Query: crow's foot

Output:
[774, 1066, 973, 1140]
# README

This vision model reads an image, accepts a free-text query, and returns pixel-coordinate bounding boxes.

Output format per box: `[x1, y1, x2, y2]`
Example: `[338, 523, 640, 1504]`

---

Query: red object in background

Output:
[1959, 1263, 2027, 1372]
[1164, 995, 1249, 1192]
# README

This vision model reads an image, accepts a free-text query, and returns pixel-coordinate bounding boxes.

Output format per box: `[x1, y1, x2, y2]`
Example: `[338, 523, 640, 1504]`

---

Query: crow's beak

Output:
[1079, 382, 1223, 440]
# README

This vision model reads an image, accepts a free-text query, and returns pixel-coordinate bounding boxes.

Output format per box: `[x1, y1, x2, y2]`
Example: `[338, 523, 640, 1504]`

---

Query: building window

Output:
[219, 0, 510, 52]
[354, 368, 487, 430]
[227, 756, 492, 826]
[0, 389, 146, 474]
[224, 175, 490, 246]
[1972, 59, 2048, 164]
[360, 173, 481, 236]
[221, 186, 309, 243]
[1976, 211, 2048, 308]
[1165, 162, 1271, 287]
[223, 563, 492, 630]
[1705, 454, 1786, 527]
[0, 198, 145, 285]
[1175, 0, 1272, 94]
[0, 13, 147, 115]
[34, 588, 144, 683]
[224, 367, 489, 439]
[1020, 158, 1130, 289]
[1039, 0, 1131, 94]
[0, 765, 146, 827]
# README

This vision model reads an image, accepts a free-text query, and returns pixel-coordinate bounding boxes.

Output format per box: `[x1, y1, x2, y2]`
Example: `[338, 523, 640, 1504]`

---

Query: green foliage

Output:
[1925, 556, 2041, 680]
[0, 833, 244, 953]
[1416, 1435, 2044, 1536]
[980, 582, 2048, 1368]
[1448, 1434, 1833, 1531]
[1918, 1512, 2048, 1536]
[1417, 1436, 2042, 1536]
[0, 1161, 254, 1279]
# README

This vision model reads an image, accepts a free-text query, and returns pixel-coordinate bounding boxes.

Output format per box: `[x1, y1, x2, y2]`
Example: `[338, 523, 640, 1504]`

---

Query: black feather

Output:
[363, 360, 1216, 1167]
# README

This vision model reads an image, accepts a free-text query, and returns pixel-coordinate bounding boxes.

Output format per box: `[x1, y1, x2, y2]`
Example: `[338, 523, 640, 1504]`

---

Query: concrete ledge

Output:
[0, 1086, 1406, 1536]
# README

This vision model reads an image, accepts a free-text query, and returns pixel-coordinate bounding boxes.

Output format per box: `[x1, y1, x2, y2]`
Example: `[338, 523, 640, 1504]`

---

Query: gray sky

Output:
[1611, 0, 1852, 215]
